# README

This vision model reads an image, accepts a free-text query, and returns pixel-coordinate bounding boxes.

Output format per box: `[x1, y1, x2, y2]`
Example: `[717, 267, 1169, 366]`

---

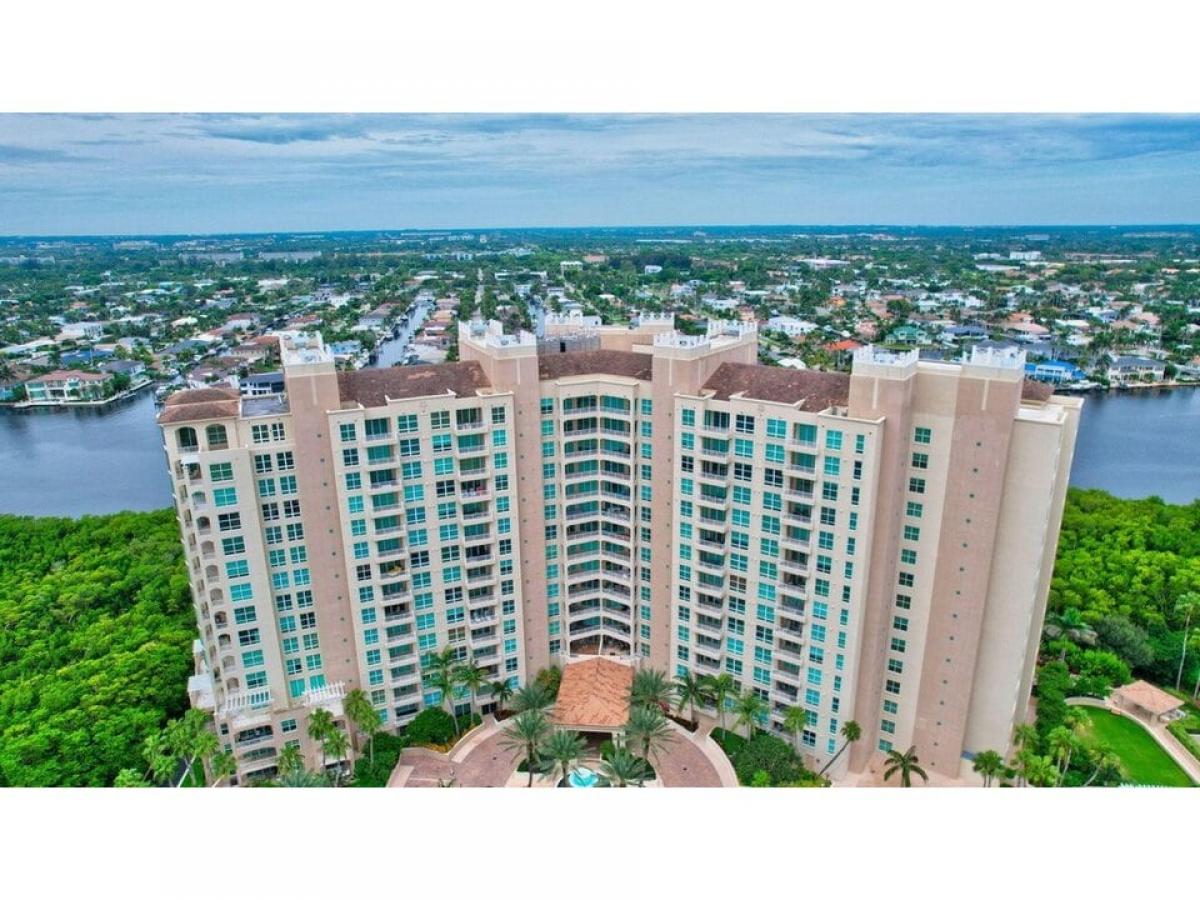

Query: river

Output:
[1, 384, 1197, 517]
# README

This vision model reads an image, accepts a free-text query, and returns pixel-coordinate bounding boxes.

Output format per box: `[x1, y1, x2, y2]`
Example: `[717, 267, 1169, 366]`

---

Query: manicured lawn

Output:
[1077, 707, 1194, 787]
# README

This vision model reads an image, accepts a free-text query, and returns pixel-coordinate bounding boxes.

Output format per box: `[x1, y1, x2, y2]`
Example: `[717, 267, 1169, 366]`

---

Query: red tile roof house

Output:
[23, 369, 113, 403]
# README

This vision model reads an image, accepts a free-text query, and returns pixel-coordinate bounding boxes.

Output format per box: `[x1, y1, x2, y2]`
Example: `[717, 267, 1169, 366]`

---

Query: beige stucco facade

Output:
[161, 326, 1079, 785]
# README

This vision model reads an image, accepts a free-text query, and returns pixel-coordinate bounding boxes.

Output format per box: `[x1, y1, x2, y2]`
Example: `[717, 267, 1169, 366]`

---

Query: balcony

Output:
[303, 681, 346, 717]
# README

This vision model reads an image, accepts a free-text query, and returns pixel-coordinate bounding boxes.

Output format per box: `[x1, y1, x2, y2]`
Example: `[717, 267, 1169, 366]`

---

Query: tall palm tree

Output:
[500, 709, 551, 787]
[630, 667, 673, 711]
[343, 688, 378, 757]
[971, 749, 1004, 787]
[818, 719, 862, 777]
[543, 729, 588, 787]
[598, 747, 648, 788]
[703, 673, 736, 735]
[210, 751, 237, 787]
[782, 706, 808, 757]
[323, 729, 350, 785]
[1082, 749, 1122, 786]
[142, 732, 175, 785]
[512, 681, 553, 714]
[1044, 607, 1097, 654]
[1174, 593, 1200, 690]
[1047, 725, 1078, 784]
[190, 726, 220, 786]
[734, 690, 767, 739]
[277, 742, 304, 777]
[625, 705, 675, 784]
[307, 708, 336, 773]
[488, 678, 515, 717]
[673, 671, 712, 729]
[455, 658, 488, 721]
[883, 746, 928, 787]
[1012, 723, 1037, 758]
[429, 667, 461, 736]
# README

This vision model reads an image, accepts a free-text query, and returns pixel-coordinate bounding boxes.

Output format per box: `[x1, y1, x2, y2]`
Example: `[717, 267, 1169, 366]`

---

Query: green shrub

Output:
[351, 732, 406, 787]
[455, 712, 483, 735]
[1167, 721, 1200, 764]
[733, 733, 806, 786]
[599, 740, 616, 761]
[403, 708, 457, 746]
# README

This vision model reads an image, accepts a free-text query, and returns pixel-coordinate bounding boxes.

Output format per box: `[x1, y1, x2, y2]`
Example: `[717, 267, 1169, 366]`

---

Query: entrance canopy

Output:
[552, 657, 634, 733]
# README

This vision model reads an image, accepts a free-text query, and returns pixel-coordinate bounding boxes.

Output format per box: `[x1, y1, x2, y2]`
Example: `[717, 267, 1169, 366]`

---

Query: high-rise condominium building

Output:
[160, 316, 1081, 785]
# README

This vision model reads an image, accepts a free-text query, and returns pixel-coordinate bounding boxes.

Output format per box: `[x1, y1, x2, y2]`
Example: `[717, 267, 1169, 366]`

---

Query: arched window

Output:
[206, 424, 229, 450]
[177, 426, 198, 451]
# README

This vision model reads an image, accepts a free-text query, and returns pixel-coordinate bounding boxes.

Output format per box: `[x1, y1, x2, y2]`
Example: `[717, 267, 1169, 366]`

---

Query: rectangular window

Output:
[914, 426, 932, 444]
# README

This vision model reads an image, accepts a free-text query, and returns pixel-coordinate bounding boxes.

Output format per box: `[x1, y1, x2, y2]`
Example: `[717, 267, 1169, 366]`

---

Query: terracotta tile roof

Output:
[338, 362, 491, 407]
[702, 362, 850, 409]
[538, 349, 653, 382]
[1021, 380, 1054, 402]
[31, 368, 111, 382]
[163, 386, 240, 406]
[1113, 679, 1183, 716]
[552, 657, 634, 729]
[158, 399, 241, 424]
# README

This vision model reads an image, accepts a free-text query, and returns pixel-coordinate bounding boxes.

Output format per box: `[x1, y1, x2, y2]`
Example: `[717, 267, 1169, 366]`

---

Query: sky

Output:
[1, 113, 1198, 235]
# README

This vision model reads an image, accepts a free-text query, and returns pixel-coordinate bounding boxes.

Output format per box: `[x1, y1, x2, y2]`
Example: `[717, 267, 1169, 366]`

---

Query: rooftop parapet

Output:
[852, 345, 920, 369]
[964, 344, 1027, 371]
[458, 317, 536, 350]
[279, 331, 333, 368]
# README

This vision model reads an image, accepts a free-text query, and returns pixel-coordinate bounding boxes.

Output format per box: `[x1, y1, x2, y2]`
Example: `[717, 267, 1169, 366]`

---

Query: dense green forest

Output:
[1047, 488, 1200, 689]
[0, 509, 194, 786]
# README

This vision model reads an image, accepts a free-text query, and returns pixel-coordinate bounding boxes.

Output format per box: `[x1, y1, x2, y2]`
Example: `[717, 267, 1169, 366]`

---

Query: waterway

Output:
[1, 384, 1197, 517]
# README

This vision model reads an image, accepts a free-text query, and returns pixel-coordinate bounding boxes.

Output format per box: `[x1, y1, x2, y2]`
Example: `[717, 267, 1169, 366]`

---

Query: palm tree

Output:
[142, 731, 176, 785]
[512, 681, 553, 714]
[630, 667, 673, 712]
[1044, 607, 1097, 659]
[734, 690, 767, 739]
[307, 708, 336, 773]
[273, 768, 329, 788]
[1082, 749, 1122, 786]
[1047, 725, 1078, 784]
[345, 688, 383, 763]
[782, 706, 808, 757]
[209, 751, 237, 787]
[1022, 754, 1060, 788]
[703, 673, 736, 734]
[191, 726, 220, 786]
[323, 728, 350, 785]
[971, 749, 1004, 787]
[598, 747, 648, 787]
[1174, 593, 1200, 690]
[277, 742, 304, 777]
[625, 705, 675, 784]
[114, 768, 150, 787]
[673, 671, 711, 729]
[818, 719, 862, 777]
[883, 746, 928, 787]
[543, 729, 588, 787]
[429, 667, 462, 736]
[500, 709, 551, 787]
[455, 658, 488, 721]
[1012, 723, 1037, 758]
[488, 678, 515, 717]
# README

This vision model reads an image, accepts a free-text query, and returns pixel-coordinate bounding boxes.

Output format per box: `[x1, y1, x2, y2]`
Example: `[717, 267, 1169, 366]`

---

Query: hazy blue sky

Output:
[1, 114, 1198, 235]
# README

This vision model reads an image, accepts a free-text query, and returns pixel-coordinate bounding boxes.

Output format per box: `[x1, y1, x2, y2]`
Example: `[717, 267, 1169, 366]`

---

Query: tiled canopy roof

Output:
[1113, 679, 1184, 716]
[551, 657, 634, 730]
[338, 362, 491, 407]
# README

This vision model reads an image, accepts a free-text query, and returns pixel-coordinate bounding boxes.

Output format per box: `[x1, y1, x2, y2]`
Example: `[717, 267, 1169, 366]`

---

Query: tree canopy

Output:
[0, 509, 194, 786]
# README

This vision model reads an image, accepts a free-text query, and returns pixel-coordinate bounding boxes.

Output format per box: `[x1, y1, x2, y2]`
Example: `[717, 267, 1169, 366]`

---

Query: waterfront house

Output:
[23, 369, 113, 403]
[1107, 356, 1166, 385]
[1024, 359, 1086, 384]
